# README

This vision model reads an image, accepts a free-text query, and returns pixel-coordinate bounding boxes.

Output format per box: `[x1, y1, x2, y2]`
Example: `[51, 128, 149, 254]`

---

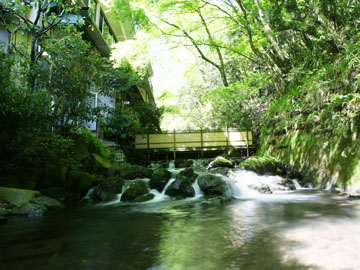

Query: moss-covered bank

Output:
[259, 129, 360, 194]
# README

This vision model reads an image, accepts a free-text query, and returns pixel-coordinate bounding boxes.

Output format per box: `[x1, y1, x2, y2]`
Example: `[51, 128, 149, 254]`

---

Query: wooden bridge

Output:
[135, 128, 254, 159]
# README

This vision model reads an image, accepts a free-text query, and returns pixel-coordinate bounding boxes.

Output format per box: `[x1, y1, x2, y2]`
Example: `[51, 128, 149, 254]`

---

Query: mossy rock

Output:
[175, 159, 194, 168]
[91, 153, 114, 175]
[239, 156, 285, 176]
[0, 187, 41, 206]
[91, 176, 124, 202]
[208, 157, 234, 169]
[30, 196, 63, 209]
[165, 175, 195, 198]
[66, 171, 101, 197]
[208, 167, 231, 176]
[121, 180, 149, 202]
[149, 169, 172, 192]
[12, 202, 47, 217]
[178, 168, 198, 182]
[118, 163, 151, 180]
[197, 174, 226, 196]
[132, 193, 155, 202]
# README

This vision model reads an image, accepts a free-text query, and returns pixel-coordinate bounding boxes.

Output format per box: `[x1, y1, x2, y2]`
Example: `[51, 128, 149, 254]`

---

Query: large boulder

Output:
[239, 156, 286, 176]
[149, 169, 172, 192]
[66, 171, 102, 198]
[165, 176, 195, 198]
[198, 174, 227, 196]
[91, 153, 113, 175]
[121, 180, 149, 202]
[0, 200, 14, 216]
[0, 187, 40, 206]
[30, 196, 63, 209]
[132, 193, 155, 203]
[91, 176, 124, 202]
[12, 202, 47, 217]
[118, 163, 152, 180]
[178, 168, 198, 183]
[175, 159, 193, 168]
[208, 167, 231, 176]
[208, 157, 234, 169]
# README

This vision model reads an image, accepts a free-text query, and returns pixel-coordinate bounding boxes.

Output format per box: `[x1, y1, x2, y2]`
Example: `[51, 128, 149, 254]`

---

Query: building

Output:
[0, 0, 156, 143]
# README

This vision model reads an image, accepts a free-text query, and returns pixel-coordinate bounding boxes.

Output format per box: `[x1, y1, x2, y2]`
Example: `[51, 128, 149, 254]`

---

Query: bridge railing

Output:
[135, 128, 253, 156]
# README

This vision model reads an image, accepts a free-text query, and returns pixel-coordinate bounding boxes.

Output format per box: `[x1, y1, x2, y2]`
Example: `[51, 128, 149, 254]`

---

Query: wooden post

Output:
[147, 132, 150, 159]
[173, 129, 176, 160]
[226, 126, 229, 147]
[200, 128, 204, 158]
[246, 129, 250, 157]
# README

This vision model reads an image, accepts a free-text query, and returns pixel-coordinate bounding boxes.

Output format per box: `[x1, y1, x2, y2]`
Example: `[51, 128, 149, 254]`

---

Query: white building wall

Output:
[0, 30, 8, 50]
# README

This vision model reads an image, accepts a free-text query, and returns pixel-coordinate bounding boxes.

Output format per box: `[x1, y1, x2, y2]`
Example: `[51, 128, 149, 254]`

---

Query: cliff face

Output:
[259, 129, 360, 194]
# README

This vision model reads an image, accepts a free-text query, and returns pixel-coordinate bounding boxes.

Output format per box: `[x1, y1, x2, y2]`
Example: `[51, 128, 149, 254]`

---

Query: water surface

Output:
[1, 190, 359, 270]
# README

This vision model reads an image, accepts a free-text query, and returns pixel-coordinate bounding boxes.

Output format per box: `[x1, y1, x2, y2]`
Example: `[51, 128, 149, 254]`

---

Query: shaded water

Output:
[1, 191, 360, 270]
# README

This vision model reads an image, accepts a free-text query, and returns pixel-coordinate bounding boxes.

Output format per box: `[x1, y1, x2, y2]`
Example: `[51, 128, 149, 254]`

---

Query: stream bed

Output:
[1, 189, 360, 270]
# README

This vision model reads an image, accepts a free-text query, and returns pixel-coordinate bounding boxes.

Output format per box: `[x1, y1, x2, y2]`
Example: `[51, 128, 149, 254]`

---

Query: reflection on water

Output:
[1, 191, 359, 270]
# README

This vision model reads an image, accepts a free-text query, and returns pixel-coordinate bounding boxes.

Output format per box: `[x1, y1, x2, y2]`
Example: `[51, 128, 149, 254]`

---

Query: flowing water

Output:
[1, 166, 360, 270]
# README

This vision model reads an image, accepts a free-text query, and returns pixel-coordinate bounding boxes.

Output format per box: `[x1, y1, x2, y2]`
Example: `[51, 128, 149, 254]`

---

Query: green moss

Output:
[239, 156, 284, 176]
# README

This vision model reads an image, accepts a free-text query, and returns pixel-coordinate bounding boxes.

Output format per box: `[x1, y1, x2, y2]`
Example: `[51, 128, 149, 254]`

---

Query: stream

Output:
[1, 162, 360, 270]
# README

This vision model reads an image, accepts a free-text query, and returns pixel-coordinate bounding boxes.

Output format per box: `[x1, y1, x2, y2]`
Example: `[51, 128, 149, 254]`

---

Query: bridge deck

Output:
[135, 128, 254, 159]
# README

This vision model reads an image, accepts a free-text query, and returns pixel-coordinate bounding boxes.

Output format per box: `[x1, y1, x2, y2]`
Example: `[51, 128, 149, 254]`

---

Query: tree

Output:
[0, 0, 77, 62]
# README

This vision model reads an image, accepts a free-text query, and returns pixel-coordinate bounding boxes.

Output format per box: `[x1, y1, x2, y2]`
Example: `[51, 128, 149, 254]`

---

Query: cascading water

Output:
[220, 174, 260, 199]
[292, 179, 302, 189]
[105, 159, 311, 204]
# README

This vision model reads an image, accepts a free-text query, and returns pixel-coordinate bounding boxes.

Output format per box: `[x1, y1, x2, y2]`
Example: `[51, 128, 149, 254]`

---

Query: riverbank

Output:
[259, 129, 360, 195]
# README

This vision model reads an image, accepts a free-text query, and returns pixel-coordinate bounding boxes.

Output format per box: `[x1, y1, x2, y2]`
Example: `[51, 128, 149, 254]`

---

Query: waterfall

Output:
[192, 179, 203, 198]
[221, 175, 260, 199]
[292, 179, 302, 189]
[168, 160, 175, 169]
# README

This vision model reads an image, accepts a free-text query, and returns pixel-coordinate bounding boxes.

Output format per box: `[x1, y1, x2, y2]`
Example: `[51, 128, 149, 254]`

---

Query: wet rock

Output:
[175, 159, 193, 168]
[268, 176, 296, 191]
[198, 174, 226, 196]
[253, 184, 273, 194]
[121, 180, 148, 202]
[165, 176, 195, 198]
[0, 201, 13, 216]
[118, 163, 152, 180]
[91, 176, 124, 202]
[178, 168, 198, 183]
[201, 196, 236, 205]
[208, 157, 234, 169]
[67, 171, 101, 197]
[0, 187, 41, 206]
[12, 202, 47, 217]
[208, 167, 231, 176]
[30, 196, 63, 209]
[239, 156, 285, 176]
[149, 169, 172, 192]
[132, 193, 155, 203]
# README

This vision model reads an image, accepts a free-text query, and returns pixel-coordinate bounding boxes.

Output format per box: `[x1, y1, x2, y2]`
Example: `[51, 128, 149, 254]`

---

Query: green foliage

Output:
[133, 102, 163, 132]
[101, 106, 140, 146]
[78, 129, 114, 161]
[37, 34, 105, 133]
